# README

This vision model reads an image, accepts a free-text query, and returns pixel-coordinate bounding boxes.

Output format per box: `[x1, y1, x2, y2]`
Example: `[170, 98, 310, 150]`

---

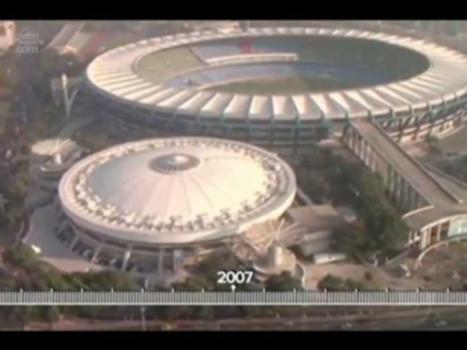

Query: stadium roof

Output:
[86, 27, 467, 122]
[58, 137, 296, 245]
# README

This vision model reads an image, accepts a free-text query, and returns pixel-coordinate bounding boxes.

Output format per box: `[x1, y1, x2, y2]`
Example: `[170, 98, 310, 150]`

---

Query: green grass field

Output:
[135, 46, 204, 84]
[204, 76, 364, 94]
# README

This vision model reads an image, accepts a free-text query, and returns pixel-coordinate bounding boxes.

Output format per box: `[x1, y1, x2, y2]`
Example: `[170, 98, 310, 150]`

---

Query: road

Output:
[21, 305, 467, 331]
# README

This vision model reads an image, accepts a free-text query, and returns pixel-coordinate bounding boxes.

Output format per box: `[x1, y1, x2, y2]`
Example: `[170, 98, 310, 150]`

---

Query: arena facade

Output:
[54, 137, 296, 274]
[85, 27, 467, 154]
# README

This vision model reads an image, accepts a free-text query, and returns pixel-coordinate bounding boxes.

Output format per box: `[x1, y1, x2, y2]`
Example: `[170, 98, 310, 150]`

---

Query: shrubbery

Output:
[264, 271, 303, 291]
[317, 274, 374, 291]
[439, 155, 467, 182]
[297, 150, 408, 257]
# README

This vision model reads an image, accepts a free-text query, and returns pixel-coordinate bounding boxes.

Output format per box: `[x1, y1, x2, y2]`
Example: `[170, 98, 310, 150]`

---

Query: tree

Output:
[9, 306, 35, 329]
[37, 306, 61, 329]
[335, 226, 369, 257]
[40, 49, 81, 79]
[194, 251, 243, 287]
[317, 274, 367, 291]
[3, 244, 38, 270]
[298, 170, 331, 203]
[264, 271, 303, 291]
[0, 269, 16, 290]
[74, 270, 139, 291]
[297, 149, 408, 257]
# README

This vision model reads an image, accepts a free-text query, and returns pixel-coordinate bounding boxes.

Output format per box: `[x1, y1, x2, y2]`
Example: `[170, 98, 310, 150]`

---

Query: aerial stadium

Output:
[24, 25, 467, 278]
[84, 27, 467, 154]
[54, 137, 296, 274]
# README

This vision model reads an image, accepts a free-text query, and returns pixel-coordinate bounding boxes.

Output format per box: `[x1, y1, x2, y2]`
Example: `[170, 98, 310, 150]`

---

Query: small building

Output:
[286, 204, 350, 258]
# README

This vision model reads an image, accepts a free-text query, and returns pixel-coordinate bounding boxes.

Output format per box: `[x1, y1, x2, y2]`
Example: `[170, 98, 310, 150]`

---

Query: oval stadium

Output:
[55, 137, 296, 274]
[85, 27, 467, 153]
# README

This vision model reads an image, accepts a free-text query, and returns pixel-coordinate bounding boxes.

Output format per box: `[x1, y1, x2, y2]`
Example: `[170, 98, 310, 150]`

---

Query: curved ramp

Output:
[351, 119, 460, 208]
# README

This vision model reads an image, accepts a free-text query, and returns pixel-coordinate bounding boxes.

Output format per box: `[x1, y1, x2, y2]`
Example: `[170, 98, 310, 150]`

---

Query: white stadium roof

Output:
[86, 27, 467, 122]
[58, 137, 296, 245]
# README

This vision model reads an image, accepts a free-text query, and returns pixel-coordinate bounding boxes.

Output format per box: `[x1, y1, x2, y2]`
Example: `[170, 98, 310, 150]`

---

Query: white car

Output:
[31, 244, 42, 255]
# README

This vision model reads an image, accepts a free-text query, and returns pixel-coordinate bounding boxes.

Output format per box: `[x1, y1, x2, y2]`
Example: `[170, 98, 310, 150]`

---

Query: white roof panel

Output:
[272, 96, 297, 120]
[310, 94, 346, 120]
[176, 92, 217, 114]
[291, 95, 322, 121]
[224, 95, 252, 120]
[199, 93, 234, 118]
[249, 96, 272, 120]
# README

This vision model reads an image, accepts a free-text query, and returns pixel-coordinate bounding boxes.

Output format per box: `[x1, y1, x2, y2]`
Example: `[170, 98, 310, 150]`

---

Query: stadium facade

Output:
[55, 137, 296, 273]
[84, 27, 467, 154]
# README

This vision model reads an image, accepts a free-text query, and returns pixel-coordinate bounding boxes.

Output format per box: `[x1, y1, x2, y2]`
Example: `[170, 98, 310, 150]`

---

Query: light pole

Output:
[61, 73, 81, 119]
[61, 73, 69, 118]
[140, 278, 149, 331]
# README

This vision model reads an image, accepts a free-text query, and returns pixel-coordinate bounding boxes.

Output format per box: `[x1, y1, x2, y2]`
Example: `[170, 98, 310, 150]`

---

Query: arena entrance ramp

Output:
[344, 118, 460, 213]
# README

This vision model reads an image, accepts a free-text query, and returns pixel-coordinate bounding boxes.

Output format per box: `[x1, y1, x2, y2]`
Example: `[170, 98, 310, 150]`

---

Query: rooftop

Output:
[58, 137, 296, 245]
[287, 204, 349, 234]
[86, 27, 467, 122]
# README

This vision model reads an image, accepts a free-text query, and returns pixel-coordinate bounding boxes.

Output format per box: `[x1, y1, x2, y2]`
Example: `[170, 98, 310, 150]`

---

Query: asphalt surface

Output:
[19, 305, 467, 331]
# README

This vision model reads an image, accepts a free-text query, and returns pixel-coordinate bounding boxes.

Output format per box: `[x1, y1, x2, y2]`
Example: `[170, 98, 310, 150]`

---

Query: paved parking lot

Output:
[23, 203, 101, 273]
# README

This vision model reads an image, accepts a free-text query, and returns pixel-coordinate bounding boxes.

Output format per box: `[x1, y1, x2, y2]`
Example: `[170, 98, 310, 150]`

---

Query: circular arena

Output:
[85, 27, 467, 152]
[55, 137, 296, 273]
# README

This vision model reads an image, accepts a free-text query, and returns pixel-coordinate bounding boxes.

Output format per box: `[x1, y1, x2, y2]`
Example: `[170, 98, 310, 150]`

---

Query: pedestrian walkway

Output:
[350, 119, 467, 231]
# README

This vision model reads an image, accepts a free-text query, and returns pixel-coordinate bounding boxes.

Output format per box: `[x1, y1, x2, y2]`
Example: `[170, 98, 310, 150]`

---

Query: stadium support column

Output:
[420, 228, 430, 249]
[429, 109, 444, 136]
[387, 166, 397, 200]
[91, 244, 102, 263]
[435, 224, 442, 243]
[349, 127, 358, 151]
[361, 139, 369, 166]
[122, 248, 132, 271]
[358, 135, 365, 160]
[398, 117, 413, 143]
[385, 164, 392, 191]
[394, 173, 404, 209]
[172, 249, 183, 274]
[69, 234, 80, 250]
[364, 143, 375, 171]
[55, 220, 69, 236]
[341, 126, 349, 148]
[401, 180, 412, 212]
[158, 248, 164, 276]
[397, 118, 404, 142]
[413, 114, 424, 141]
[370, 148, 378, 173]
[408, 186, 419, 212]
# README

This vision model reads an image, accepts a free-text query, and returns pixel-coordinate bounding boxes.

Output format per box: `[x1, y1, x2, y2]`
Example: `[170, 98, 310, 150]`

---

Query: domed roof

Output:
[58, 137, 296, 245]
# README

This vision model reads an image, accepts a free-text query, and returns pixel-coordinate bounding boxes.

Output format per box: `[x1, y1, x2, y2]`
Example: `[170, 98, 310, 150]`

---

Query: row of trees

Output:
[296, 148, 408, 258]
[0, 245, 306, 325]
[0, 244, 142, 327]
[438, 155, 467, 183]
[144, 251, 304, 321]
[0, 155, 30, 244]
